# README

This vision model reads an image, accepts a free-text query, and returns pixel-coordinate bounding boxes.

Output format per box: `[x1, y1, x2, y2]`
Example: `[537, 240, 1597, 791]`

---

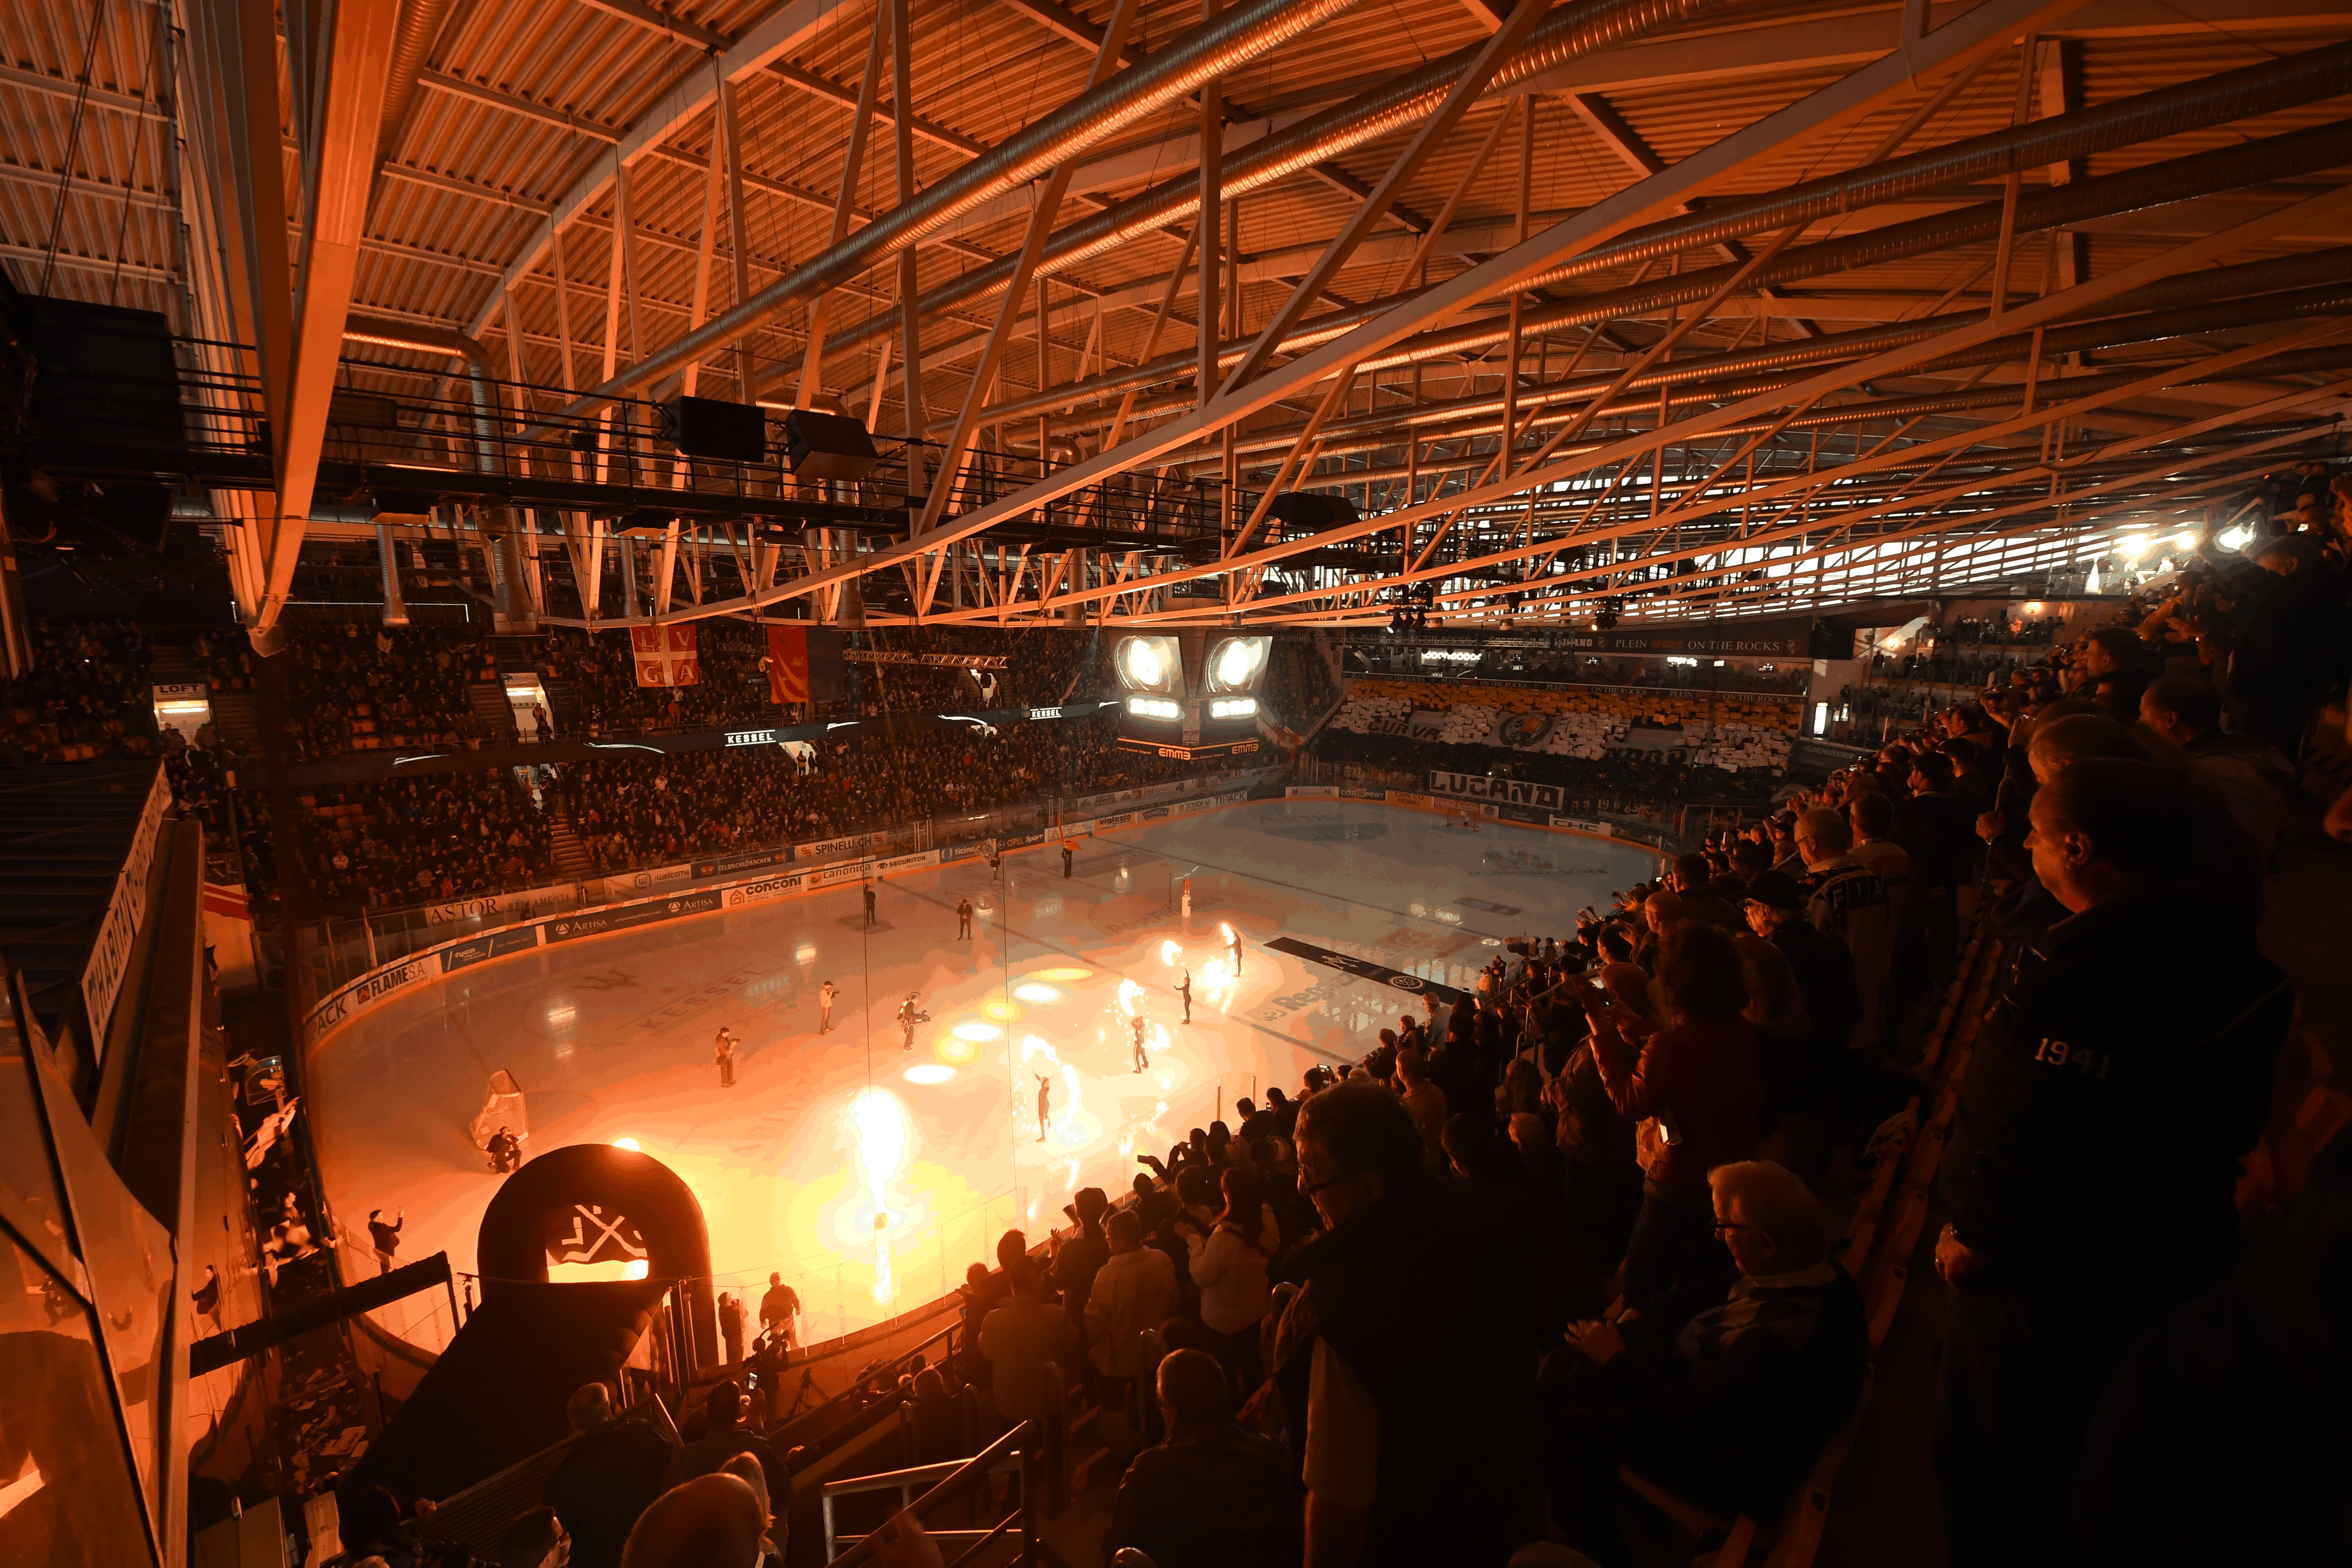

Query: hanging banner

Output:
[632, 625, 700, 687]
[766, 624, 809, 704]
[844, 650, 1011, 668]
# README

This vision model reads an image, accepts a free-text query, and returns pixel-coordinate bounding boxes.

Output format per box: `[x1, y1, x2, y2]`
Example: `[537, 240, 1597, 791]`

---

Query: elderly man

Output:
[1934, 760, 2291, 1568]
[1269, 1080, 1539, 1568]
[1539, 1162, 1867, 1562]
[545, 1383, 678, 1568]
[1792, 808, 1892, 1052]
[1107, 1349, 1300, 1568]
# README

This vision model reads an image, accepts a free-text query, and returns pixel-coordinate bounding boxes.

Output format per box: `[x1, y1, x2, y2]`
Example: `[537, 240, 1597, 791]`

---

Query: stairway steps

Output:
[546, 820, 594, 880]
[209, 690, 262, 750]
[466, 682, 517, 744]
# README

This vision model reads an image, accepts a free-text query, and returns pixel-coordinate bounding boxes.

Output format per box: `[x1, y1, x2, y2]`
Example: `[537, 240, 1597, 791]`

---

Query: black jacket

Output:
[1108, 1426, 1301, 1568]
[1770, 918, 1863, 1064]
[1269, 1183, 1541, 1567]
[1940, 887, 2291, 1316]
[544, 1419, 676, 1568]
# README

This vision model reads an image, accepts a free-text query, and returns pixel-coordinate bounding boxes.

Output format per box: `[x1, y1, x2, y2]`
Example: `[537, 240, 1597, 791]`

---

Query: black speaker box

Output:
[657, 395, 766, 463]
[807, 627, 846, 701]
[1268, 491, 1359, 533]
[24, 297, 186, 452]
[783, 409, 881, 481]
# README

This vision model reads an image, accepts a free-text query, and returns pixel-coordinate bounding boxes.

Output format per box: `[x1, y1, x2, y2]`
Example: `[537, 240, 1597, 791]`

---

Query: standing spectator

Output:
[544, 1383, 677, 1568]
[1392, 1052, 1447, 1168]
[680, 1381, 789, 1514]
[719, 1292, 746, 1366]
[1181, 1166, 1278, 1399]
[1793, 809, 1893, 1052]
[1086, 1209, 1180, 1416]
[2226, 533, 2345, 753]
[1268, 1080, 1540, 1568]
[1106, 1349, 1301, 1568]
[757, 1272, 801, 1352]
[979, 1259, 1083, 1426]
[1933, 760, 2292, 1567]
[1586, 922, 1761, 1309]
[1053, 1188, 1112, 1338]
[366, 1208, 403, 1276]
[2138, 674, 2292, 864]
[1742, 872, 1862, 1057]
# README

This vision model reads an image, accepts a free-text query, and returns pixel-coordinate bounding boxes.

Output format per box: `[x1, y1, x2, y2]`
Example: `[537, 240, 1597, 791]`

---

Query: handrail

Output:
[820, 1418, 1044, 1567]
[769, 1323, 959, 1467]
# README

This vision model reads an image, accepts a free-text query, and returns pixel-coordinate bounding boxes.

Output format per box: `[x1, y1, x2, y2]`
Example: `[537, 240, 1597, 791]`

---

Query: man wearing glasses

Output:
[1541, 1162, 1866, 1559]
[1267, 1081, 1539, 1568]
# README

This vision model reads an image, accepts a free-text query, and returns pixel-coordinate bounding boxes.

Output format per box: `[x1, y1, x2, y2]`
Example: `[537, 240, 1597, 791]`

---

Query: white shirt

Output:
[1303, 1339, 1381, 1507]
[1084, 1246, 1179, 1377]
[1183, 1205, 1278, 1334]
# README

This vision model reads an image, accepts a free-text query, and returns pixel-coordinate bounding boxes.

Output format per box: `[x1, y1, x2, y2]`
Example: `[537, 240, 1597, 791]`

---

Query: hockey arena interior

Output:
[4, 0, 2352, 1564]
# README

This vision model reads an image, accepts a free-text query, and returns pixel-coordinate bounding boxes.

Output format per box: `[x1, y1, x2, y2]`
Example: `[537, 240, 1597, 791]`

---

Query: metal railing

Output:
[821, 1415, 1061, 1568]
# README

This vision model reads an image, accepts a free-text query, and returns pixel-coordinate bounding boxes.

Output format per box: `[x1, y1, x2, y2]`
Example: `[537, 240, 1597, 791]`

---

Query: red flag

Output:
[766, 624, 808, 704]
[631, 625, 700, 687]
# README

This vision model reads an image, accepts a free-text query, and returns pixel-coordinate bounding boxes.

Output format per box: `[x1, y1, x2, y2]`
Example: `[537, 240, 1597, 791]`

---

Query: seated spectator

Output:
[1106, 1348, 1302, 1568]
[620, 1473, 765, 1568]
[546, 1382, 677, 1568]
[1539, 1162, 1867, 1560]
[978, 1258, 1083, 1425]
[1268, 1079, 1541, 1568]
[1585, 922, 1762, 1308]
[679, 1382, 788, 1520]
[1934, 758, 2293, 1567]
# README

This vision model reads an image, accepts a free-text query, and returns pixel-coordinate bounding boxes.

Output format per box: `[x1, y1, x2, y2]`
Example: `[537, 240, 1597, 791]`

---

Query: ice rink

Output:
[309, 798, 1663, 1343]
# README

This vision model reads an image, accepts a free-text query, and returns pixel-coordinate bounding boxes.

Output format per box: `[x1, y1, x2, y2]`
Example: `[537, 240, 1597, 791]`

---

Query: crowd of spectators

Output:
[273, 771, 554, 908]
[567, 715, 1201, 872]
[1346, 646, 1811, 695]
[0, 617, 156, 762]
[540, 622, 774, 736]
[1315, 723, 1788, 818]
[1263, 637, 1339, 728]
[510, 469, 2348, 1567]
[278, 625, 500, 760]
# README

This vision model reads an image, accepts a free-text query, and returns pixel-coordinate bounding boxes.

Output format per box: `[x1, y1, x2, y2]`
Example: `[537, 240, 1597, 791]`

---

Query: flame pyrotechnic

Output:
[849, 1087, 910, 1305]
